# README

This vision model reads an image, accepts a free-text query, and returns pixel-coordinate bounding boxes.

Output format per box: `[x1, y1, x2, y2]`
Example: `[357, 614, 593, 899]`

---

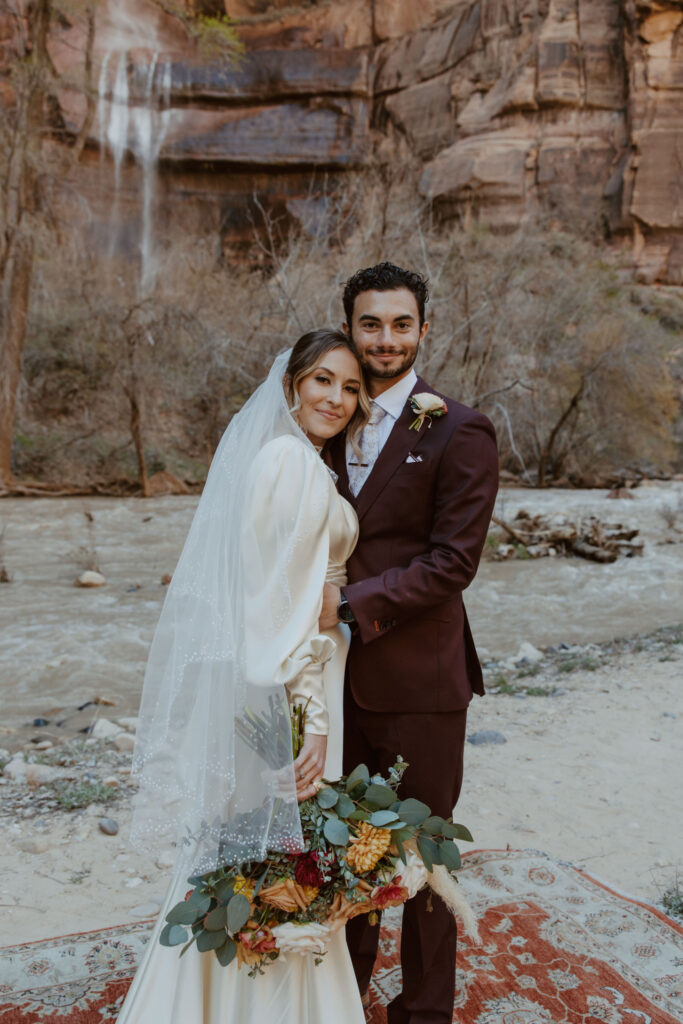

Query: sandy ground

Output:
[1, 484, 682, 945]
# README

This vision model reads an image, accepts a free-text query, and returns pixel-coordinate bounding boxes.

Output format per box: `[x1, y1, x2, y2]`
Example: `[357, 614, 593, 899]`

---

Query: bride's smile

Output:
[295, 347, 361, 447]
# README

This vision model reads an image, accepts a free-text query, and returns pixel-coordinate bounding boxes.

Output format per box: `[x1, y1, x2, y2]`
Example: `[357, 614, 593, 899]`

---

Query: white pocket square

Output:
[405, 453, 423, 463]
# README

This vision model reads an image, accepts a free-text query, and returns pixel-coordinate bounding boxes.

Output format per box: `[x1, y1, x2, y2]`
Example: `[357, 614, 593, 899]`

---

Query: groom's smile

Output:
[345, 287, 429, 395]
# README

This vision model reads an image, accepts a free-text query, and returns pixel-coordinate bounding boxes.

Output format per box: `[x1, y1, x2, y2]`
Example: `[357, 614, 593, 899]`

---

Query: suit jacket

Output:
[327, 375, 498, 713]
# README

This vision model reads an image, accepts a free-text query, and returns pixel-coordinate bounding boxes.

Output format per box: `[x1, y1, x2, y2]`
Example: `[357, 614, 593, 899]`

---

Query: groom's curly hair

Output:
[343, 262, 430, 327]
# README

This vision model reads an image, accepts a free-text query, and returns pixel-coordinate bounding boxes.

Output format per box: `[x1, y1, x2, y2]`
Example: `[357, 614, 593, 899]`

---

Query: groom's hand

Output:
[319, 582, 341, 630]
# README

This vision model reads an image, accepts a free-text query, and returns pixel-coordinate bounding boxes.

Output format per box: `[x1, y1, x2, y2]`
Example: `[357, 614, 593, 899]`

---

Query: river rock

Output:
[117, 716, 139, 733]
[91, 718, 123, 740]
[515, 641, 545, 665]
[3, 755, 62, 785]
[99, 818, 119, 836]
[19, 837, 51, 855]
[75, 570, 107, 587]
[114, 732, 136, 753]
[155, 851, 176, 870]
[467, 730, 508, 746]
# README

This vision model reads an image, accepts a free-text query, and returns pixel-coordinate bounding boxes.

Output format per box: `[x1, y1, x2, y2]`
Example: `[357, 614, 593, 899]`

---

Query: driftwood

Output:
[492, 509, 643, 562]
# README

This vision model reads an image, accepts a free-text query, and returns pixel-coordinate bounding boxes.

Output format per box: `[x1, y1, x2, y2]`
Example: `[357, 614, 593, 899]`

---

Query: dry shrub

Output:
[14, 171, 680, 489]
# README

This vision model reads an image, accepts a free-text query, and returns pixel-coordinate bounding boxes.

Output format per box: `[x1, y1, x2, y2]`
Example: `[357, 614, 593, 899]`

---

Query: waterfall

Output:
[97, 48, 173, 294]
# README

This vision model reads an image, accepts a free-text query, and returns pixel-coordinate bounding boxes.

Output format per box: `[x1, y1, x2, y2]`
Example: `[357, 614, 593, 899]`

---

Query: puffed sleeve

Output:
[241, 436, 335, 735]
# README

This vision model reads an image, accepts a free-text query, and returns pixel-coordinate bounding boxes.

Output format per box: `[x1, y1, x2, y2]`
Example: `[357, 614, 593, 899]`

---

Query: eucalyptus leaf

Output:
[227, 894, 251, 933]
[213, 879, 234, 903]
[442, 822, 474, 843]
[439, 840, 462, 871]
[397, 798, 431, 827]
[166, 902, 201, 926]
[364, 783, 396, 809]
[394, 833, 407, 865]
[345, 764, 370, 793]
[188, 891, 213, 913]
[321, 807, 339, 820]
[204, 904, 228, 931]
[324, 818, 350, 846]
[422, 815, 446, 835]
[347, 808, 369, 822]
[215, 937, 237, 967]
[336, 793, 355, 818]
[159, 922, 188, 947]
[417, 834, 440, 873]
[197, 928, 227, 952]
[317, 787, 339, 809]
[369, 809, 400, 827]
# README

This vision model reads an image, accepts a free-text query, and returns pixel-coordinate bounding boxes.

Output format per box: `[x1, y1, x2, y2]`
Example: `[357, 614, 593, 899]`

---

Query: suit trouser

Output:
[343, 690, 468, 1024]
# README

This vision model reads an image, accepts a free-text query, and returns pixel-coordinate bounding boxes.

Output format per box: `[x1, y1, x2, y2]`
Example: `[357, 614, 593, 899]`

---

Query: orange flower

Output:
[259, 878, 318, 912]
[235, 922, 278, 968]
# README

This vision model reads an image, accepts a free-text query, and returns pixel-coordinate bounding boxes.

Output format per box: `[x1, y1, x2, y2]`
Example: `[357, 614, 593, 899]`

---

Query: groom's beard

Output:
[358, 346, 419, 381]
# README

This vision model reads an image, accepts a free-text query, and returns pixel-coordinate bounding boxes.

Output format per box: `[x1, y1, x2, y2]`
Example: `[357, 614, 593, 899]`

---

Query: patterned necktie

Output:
[348, 402, 387, 497]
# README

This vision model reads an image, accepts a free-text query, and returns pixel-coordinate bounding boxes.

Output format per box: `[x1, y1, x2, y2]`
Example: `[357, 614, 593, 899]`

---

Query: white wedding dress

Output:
[116, 436, 365, 1024]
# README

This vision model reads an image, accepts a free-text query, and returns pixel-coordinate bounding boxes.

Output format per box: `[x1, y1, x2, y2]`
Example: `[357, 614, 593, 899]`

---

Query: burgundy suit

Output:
[327, 376, 498, 1024]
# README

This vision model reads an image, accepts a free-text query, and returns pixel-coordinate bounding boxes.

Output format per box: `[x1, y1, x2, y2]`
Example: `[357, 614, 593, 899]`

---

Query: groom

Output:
[320, 262, 498, 1023]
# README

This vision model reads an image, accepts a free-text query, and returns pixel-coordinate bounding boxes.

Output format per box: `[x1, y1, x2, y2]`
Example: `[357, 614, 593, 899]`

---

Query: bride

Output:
[116, 330, 370, 1023]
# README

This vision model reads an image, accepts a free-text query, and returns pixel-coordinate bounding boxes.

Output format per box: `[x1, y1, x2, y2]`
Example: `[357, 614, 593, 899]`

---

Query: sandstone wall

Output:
[63, 0, 683, 281]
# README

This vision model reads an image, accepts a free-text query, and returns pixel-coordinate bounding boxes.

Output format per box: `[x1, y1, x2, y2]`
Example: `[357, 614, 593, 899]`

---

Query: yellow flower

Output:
[233, 874, 256, 900]
[346, 821, 392, 873]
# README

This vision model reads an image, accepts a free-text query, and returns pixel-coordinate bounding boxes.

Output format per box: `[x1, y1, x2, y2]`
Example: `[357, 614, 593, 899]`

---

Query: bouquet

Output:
[160, 703, 479, 975]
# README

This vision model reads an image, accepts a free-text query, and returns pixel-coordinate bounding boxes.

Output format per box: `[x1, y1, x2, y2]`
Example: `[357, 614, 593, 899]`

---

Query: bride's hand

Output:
[294, 733, 327, 802]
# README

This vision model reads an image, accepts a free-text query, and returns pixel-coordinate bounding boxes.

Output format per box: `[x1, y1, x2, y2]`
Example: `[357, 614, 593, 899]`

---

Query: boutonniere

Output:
[408, 393, 447, 431]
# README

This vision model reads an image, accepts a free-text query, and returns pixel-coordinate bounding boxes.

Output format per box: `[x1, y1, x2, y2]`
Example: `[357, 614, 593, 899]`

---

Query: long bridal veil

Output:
[130, 349, 318, 873]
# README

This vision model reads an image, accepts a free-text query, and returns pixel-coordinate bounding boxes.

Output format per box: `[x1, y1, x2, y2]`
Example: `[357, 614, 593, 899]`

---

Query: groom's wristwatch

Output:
[337, 592, 357, 626]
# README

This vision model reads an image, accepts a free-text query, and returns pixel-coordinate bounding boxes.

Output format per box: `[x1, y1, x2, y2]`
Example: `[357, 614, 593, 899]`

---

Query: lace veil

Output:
[130, 349, 318, 873]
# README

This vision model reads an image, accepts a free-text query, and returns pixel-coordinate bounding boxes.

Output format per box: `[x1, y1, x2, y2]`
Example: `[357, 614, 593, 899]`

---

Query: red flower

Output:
[372, 880, 409, 910]
[184, 890, 194, 902]
[295, 852, 324, 888]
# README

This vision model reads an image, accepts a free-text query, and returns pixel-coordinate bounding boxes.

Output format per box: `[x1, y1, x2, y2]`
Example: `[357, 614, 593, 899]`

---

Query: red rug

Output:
[1, 851, 681, 1023]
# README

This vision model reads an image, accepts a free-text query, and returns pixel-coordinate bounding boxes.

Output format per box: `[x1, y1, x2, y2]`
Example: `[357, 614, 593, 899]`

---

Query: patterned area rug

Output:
[1, 850, 681, 1024]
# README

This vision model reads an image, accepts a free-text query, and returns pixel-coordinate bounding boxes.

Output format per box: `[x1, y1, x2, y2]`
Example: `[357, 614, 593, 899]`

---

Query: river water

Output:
[1, 484, 681, 732]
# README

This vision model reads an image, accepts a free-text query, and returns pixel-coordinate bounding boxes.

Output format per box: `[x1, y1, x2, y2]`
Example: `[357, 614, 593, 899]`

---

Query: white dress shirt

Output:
[346, 368, 417, 473]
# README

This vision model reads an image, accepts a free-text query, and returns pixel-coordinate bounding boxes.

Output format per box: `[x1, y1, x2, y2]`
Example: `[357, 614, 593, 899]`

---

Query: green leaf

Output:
[187, 891, 213, 914]
[345, 764, 370, 792]
[197, 928, 227, 952]
[159, 922, 188, 947]
[439, 840, 462, 871]
[215, 937, 237, 967]
[204, 904, 228, 931]
[397, 798, 431, 826]
[213, 879, 234, 903]
[324, 818, 350, 846]
[336, 793, 355, 818]
[347, 808, 369, 822]
[417, 835, 440, 873]
[364, 783, 396, 809]
[227, 894, 251, 934]
[166, 902, 201, 926]
[442, 822, 474, 843]
[317, 787, 339, 809]
[392, 826, 414, 843]
[422, 815, 446, 835]
[394, 833, 407, 865]
[369, 809, 400, 827]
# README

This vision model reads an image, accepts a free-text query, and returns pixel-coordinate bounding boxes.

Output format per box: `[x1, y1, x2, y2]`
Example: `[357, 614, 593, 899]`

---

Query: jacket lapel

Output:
[354, 376, 431, 522]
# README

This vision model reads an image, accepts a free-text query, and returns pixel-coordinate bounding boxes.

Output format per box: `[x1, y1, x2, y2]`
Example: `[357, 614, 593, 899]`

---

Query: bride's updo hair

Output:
[285, 329, 370, 452]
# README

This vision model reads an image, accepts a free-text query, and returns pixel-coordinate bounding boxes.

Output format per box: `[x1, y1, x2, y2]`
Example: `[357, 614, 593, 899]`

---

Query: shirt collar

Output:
[372, 368, 417, 421]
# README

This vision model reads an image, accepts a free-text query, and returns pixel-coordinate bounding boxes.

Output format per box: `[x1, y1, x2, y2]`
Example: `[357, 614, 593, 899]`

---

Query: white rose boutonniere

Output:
[408, 393, 447, 431]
